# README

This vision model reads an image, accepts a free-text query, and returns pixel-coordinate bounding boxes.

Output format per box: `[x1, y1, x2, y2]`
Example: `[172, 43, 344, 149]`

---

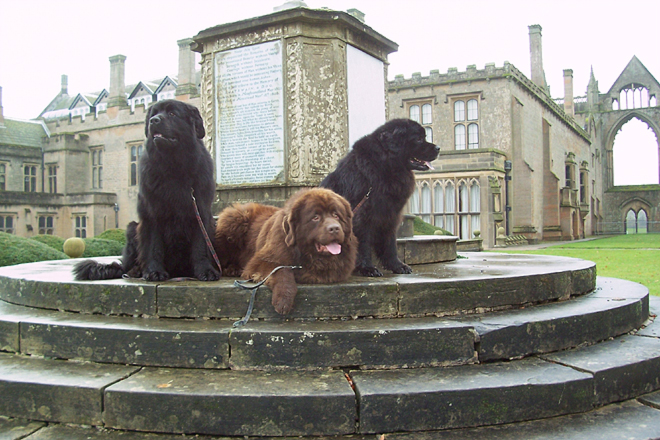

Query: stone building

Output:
[0, 38, 200, 239]
[1, 7, 658, 247]
[389, 25, 659, 248]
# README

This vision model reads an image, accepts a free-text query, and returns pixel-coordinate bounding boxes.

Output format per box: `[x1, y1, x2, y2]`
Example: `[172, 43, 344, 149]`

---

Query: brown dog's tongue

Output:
[325, 243, 342, 255]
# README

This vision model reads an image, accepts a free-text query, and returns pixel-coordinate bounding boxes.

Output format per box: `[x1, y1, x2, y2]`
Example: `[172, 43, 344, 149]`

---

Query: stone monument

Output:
[192, 4, 398, 209]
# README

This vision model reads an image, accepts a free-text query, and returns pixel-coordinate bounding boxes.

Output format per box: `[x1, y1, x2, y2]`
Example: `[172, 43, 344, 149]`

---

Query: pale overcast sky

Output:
[1, 0, 658, 183]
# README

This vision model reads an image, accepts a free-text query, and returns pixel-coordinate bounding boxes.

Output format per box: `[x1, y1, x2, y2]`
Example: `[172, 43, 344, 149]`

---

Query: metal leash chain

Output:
[233, 265, 302, 327]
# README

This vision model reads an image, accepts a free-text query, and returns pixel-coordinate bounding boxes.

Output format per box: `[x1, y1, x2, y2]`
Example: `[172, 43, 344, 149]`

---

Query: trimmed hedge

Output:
[413, 216, 452, 236]
[0, 232, 68, 267]
[81, 238, 124, 258]
[30, 234, 66, 252]
[96, 228, 127, 245]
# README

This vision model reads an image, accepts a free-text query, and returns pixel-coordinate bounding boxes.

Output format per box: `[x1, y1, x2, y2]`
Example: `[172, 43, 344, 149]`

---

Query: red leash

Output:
[191, 189, 222, 273]
[353, 187, 372, 214]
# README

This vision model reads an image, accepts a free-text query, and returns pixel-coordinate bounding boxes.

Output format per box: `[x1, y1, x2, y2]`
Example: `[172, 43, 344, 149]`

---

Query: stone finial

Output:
[273, 0, 307, 11]
[347, 8, 365, 22]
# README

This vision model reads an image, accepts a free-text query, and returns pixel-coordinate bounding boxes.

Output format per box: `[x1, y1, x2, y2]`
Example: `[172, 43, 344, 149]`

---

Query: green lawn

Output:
[490, 234, 660, 296]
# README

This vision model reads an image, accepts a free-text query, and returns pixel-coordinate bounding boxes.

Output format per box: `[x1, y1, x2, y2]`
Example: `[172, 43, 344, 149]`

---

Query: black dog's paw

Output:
[391, 262, 413, 274]
[355, 265, 383, 277]
[143, 270, 170, 281]
[196, 267, 221, 281]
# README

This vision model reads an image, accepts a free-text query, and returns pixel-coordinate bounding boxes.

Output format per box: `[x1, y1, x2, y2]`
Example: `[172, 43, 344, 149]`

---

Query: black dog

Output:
[74, 100, 221, 281]
[320, 119, 439, 277]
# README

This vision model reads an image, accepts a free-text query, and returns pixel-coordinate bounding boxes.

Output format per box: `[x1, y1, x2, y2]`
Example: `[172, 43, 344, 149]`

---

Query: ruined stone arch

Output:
[620, 197, 652, 233]
[604, 110, 660, 188]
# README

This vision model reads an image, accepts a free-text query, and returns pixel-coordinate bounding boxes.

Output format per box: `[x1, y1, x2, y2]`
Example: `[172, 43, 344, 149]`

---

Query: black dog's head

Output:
[145, 99, 205, 147]
[376, 119, 439, 171]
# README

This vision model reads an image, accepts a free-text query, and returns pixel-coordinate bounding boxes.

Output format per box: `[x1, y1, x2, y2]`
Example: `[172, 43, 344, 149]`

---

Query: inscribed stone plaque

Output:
[214, 41, 284, 185]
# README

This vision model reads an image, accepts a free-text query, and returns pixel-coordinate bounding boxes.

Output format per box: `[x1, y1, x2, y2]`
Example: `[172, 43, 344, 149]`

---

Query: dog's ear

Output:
[282, 214, 295, 247]
[378, 126, 407, 153]
[144, 105, 154, 137]
[190, 106, 206, 139]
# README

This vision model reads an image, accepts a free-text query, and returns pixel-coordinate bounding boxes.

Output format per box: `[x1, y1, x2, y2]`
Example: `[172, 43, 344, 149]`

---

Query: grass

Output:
[491, 234, 660, 296]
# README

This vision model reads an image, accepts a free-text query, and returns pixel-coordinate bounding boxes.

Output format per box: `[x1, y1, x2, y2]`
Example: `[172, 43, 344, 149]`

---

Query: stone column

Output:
[563, 69, 574, 117]
[192, 5, 397, 209]
[175, 38, 198, 97]
[108, 55, 127, 108]
[528, 25, 546, 91]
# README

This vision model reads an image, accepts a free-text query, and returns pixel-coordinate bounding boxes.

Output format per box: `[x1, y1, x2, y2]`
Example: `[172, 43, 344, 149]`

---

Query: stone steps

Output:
[1, 319, 659, 436]
[0, 254, 657, 438]
[0, 281, 656, 437]
[0, 277, 647, 370]
[4, 396, 660, 439]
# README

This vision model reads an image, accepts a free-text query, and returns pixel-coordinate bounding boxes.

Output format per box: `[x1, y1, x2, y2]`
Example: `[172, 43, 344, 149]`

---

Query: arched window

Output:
[425, 127, 433, 143]
[638, 210, 648, 234]
[454, 101, 465, 122]
[409, 105, 420, 122]
[454, 97, 480, 150]
[421, 184, 432, 223]
[433, 182, 444, 227]
[468, 123, 479, 149]
[445, 182, 455, 234]
[455, 125, 466, 150]
[421, 104, 432, 125]
[470, 181, 481, 237]
[467, 99, 478, 120]
[625, 209, 636, 234]
[409, 184, 420, 215]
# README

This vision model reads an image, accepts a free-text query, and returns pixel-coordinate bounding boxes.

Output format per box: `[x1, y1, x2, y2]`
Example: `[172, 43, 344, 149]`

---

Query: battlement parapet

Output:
[390, 62, 590, 141]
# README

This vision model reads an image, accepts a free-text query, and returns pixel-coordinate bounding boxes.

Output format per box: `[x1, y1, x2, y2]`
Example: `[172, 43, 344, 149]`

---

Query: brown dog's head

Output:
[281, 188, 354, 257]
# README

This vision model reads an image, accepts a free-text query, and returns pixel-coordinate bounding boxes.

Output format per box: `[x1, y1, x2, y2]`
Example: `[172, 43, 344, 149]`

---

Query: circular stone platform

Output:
[0, 253, 595, 320]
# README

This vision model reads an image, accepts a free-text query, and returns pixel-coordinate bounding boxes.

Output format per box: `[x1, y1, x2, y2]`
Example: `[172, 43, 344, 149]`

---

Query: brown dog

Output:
[214, 188, 357, 314]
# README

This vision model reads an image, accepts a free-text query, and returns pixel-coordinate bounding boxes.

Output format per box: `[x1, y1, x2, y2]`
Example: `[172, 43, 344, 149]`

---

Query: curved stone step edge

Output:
[0, 353, 139, 426]
[0, 277, 648, 370]
[2, 326, 660, 437]
[453, 276, 649, 362]
[0, 255, 596, 320]
[5, 397, 660, 439]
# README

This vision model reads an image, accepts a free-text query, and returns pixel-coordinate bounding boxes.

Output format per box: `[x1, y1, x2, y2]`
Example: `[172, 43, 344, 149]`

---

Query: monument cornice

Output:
[192, 7, 398, 59]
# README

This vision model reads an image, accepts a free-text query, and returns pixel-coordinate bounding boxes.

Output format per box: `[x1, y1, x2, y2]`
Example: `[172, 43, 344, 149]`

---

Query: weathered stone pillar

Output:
[192, 5, 397, 208]
[175, 38, 198, 97]
[563, 69, 574, 117]
[528, 25, 547, 92]
[108, 55, 127, 108]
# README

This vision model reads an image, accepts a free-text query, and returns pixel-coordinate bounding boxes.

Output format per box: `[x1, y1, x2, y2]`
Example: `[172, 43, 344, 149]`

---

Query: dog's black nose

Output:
[150, 115, 162, 126]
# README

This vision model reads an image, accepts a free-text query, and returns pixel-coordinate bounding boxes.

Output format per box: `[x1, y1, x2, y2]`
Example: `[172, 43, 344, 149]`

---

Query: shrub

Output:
[82, 238, 124, 258]
[30, 234, 66, 252]
[413, 216, 452, 236]
[96, 228, 127, 245]
[0, 232, 68, 267]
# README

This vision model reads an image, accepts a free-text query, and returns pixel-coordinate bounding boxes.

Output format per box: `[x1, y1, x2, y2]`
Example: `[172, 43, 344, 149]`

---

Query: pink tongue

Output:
[425, 161, 435, 170]
[325, 243, 342, 255]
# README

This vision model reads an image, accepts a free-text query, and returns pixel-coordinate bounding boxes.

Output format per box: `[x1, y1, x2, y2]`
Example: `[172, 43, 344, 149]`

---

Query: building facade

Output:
[1, 14, 658, 247]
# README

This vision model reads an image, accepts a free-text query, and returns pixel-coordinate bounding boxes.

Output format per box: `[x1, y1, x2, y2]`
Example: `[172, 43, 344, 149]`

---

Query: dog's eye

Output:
[332, 211, 339, 219]
[311, 215, 320, 222]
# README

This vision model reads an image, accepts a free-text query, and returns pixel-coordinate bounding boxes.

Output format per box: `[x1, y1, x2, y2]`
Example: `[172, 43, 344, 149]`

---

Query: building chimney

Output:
[0, 86, 4, 126]
[61, 74, 68, 95]
[563, 69, 574, 117]
[175, 38, 198, 97]
[528, 25, 547, 91]
[108, 54, 127, 107]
